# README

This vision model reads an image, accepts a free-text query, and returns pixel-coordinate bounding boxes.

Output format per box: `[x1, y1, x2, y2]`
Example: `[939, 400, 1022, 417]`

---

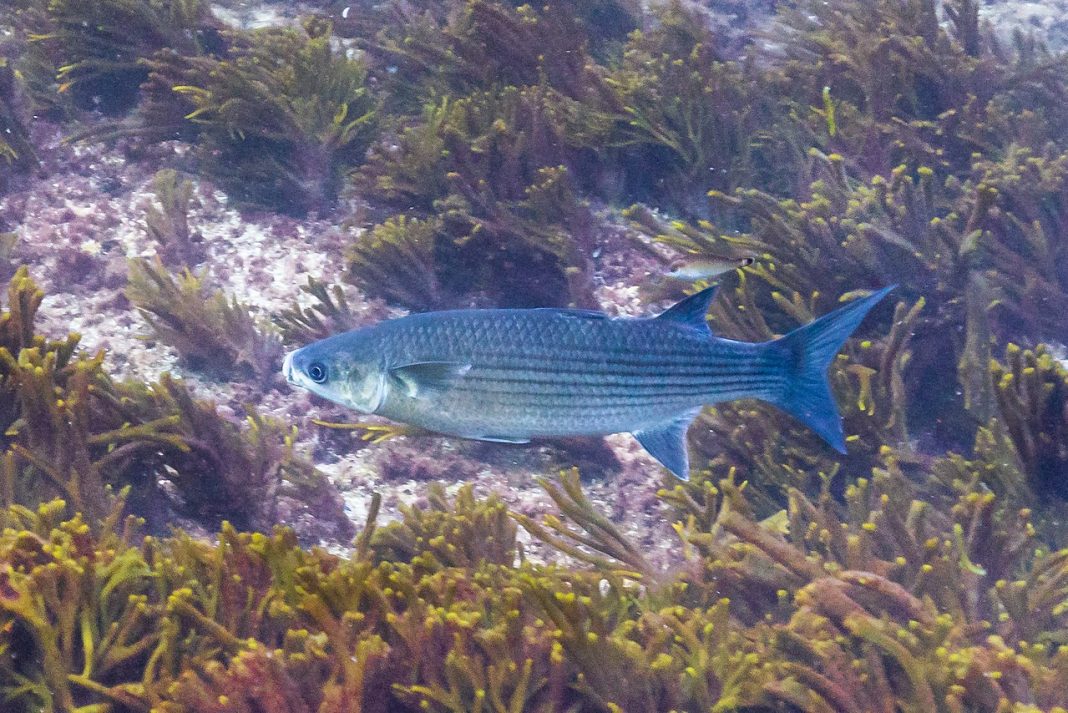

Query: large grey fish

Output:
[282, 285, 893, 480]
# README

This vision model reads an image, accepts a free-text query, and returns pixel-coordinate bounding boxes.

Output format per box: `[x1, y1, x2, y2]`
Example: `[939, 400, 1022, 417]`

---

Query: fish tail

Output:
[771, 286, 895, 452]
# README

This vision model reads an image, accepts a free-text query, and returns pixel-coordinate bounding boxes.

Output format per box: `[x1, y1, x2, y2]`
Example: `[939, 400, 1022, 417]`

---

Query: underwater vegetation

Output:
[354, 86, 602, 308]
[143, 169, 206, 268]
[29, 0, 221, 113]
[0, 59, 36, 196]
[164, 20, 379, 214]
[274, 276, 367, 346]
[990, 344, 1068, 500]
[125, 257, 282, 380]
[1, 267, 350, 539]
[4, 0, 1068, 710]
[1, 466, 1067, 712]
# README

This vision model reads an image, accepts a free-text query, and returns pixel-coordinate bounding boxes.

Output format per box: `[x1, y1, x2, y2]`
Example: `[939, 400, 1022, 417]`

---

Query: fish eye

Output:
[307, 362, 328, 383]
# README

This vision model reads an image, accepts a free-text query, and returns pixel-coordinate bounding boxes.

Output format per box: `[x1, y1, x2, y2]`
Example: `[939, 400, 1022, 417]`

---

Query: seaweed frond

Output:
[169, 21, 379, 214]
[990, 343, 1068, 499]
[33, 0, 220, 112]
[370, 483, 517, 571]
[514, 469, 654, 579]
[0, 233, 18, 282]
[273, 276, 366, 345]
[353, 0, 615, 113]
[143, 168, 205, 267]
[0, 59, 36, 194]
[356, 85, 602, 308]
[125, 257, 282, 379]
[115, 374, 352, 537]
[345, 215, 444, 311]
[603, 2, 781, 210]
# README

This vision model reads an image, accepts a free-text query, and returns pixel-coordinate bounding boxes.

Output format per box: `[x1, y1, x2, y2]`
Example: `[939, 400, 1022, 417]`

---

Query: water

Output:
[2, 0, 1068, 710]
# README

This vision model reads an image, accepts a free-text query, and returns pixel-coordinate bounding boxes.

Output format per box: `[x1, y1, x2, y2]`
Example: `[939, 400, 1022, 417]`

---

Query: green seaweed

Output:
[0, 233, 17, 281]
[356, 86, 600, 308]
[143, 168, 204, 267]
[2, 268, 349, 539]
[31, 0, 219, 113]
[370, 483, 517, 571]
[352, 0, 616, 114]
[118, 374, 346, 534]
[775, 0, 1068, 176]
[273, 276, 365, 346]
[0, 453, 1066, 712]
[125, 257, 282, 379]
[345, 215, 445, 311]
[990, 343, 1068, 500]
[168, 21, 379, 214]
[601, 2, 786, 211]
[0, 59, 36, 193]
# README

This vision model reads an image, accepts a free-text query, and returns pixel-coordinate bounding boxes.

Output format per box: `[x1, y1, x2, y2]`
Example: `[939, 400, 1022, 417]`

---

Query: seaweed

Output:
[350, 0, 617, 114]
[345, 215, 445, 311]
[1, 461, 1067, 712]
[2, 268, 349, 538]
[31, 0, 220, 113]
[125, 257, 282, 379]
[357, 86, 601, 308]
[1, 267, 82, 452]
[168, 21, 379, 214]
[0, 233, 17, 281]
[143, 168, 205, 267]
[112, 373, 353, 537]
[990, 343, 1068, 500]
[600, 2, 786, 212]
[512, 469, 654, 579]
[668, 455, 1068, 709]
[273, 276, 366, 345]
[774, 0, 1068, 177]
[0, 59, 36, 194]
[370, 483, 517, 571]
[1, 269, 179, 523]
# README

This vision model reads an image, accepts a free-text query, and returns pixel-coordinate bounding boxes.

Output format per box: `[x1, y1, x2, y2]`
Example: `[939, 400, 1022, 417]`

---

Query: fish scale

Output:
[283, 285, 894, 480]
[381, 315, 773, 419]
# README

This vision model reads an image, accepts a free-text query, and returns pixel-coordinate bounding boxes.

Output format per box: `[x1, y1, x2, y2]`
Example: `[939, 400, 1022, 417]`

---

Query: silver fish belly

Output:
[283, 285, 893, 480]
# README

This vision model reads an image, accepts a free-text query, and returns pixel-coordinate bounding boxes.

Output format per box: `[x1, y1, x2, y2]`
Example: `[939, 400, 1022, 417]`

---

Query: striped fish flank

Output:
[283, 285, 894, 480]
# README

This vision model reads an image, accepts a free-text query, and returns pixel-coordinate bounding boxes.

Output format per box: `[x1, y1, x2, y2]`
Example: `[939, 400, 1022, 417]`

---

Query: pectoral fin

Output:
[390, 361, 471, 399]
[633, 409, 700, 481]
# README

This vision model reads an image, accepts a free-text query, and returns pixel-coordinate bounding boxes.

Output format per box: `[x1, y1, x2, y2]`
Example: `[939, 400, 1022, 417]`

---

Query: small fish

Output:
[664, 255, 755, 282]
[283, 286, 894, 480]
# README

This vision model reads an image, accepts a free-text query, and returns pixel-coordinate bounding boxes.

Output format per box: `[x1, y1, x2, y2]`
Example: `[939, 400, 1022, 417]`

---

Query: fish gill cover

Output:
[0, 0, 1067, 711]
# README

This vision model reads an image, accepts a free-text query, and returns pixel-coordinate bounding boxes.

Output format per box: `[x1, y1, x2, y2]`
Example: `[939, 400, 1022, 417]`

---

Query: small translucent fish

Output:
[664, 255, 754, 282]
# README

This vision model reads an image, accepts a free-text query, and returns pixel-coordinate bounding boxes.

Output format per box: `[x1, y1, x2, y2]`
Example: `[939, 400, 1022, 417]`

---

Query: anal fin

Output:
[632, 409, 700, 481]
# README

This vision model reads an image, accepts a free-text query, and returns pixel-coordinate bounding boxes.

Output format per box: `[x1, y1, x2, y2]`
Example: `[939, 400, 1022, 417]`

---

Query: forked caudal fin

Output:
[771, 286, 896, 452]
[634, 285, 892, 482]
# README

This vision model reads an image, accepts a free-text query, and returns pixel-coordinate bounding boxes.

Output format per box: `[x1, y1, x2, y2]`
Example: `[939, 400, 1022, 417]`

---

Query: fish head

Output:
[282, 333, 388, 413]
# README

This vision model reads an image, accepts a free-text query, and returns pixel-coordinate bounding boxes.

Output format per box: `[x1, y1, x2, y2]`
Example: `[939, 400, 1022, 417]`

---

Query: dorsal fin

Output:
[655, 286, 717, 334]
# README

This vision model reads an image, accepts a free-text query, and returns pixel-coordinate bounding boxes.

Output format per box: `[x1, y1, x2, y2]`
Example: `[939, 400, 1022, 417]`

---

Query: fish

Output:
[663, 254, 755, 282]
[283, 285, 894, 480]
